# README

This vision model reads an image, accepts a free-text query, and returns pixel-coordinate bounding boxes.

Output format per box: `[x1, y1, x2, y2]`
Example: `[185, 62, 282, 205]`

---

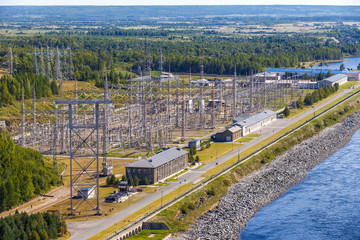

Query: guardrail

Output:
[104, 88, 360, 240]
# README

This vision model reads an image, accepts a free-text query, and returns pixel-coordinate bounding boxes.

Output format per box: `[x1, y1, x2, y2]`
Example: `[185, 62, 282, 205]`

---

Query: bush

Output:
[106, 174, 118, 186]
[223, 179, 231, 186]
[283, 106, 290, 117]
[180, 204, 189, 214]
[206, 187, 216, 196]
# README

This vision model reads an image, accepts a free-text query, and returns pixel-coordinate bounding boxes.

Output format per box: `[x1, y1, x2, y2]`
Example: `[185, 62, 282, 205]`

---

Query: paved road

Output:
[67, 85, 359, 240]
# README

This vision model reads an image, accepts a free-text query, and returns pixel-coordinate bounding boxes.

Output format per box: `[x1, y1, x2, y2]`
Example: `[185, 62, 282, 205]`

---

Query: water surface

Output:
[239, 129, 360, 240]
[312, 57, 360, 70]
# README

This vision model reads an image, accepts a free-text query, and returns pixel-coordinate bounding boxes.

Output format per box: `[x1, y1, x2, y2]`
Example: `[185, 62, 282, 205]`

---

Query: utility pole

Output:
[46, 46, 52, 80]
[32, 86, 37, 148]
[33, 47, 39, 76]
[199, 60, 204, 129]
[232, 65, 237, 118]
[158, 49, 163, 99]
[55, 46, 62, 81]
[250, 71, 254, 113]
[21, 87, 25, 147]
[175, 76, 179, 128]
[167, 63, 171, 125]
[9, 47, 14, 76]
[211, 80, 215, 129]
[181, 81, 186, 142]
[103, 73, 109, 165]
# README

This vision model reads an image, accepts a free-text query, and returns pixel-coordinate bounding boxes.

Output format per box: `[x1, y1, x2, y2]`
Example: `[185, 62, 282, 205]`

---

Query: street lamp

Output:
[161, 190, 163, 207]
[312, 106, 315, 118]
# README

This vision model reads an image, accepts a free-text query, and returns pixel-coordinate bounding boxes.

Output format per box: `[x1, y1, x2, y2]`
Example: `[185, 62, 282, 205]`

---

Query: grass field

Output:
[340, 81, 358, 90]
[194, 142, 241, 163]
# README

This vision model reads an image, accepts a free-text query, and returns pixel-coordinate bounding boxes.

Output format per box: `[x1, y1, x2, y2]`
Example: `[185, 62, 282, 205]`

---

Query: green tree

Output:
[134, 176, 140, 186]
[340, 63, 345, 71]
[144, 177, 150, 185]
[283, 106, 290, 117]
[121, 175, 128, 182]
[50, 80, 58, 95]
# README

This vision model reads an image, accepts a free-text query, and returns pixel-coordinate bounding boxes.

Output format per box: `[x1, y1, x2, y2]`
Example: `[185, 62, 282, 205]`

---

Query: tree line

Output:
[0, 74, 58, 107]
[0, 210, 66, 240]
[0, 132, 61, 212]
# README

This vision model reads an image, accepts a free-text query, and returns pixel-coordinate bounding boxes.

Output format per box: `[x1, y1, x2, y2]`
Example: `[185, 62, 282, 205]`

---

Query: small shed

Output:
[77, 186, 95, 199]
[119, 180, 130, 192]
[188, 139, 202, 149]
[102, 162, 113, 176]
[214, 126, 242, 142]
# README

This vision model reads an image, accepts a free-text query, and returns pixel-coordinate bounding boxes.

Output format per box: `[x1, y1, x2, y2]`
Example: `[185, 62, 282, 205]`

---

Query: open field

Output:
[194, 142, 242, 163]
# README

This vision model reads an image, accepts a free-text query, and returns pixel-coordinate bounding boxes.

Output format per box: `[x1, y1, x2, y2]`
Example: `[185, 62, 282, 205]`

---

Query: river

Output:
[239, 129, 360, 240]
[312, 57, 360, 70]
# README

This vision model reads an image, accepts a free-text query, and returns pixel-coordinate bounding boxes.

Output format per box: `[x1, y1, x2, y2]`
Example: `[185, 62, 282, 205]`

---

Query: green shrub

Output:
[206, 187, 216, 196]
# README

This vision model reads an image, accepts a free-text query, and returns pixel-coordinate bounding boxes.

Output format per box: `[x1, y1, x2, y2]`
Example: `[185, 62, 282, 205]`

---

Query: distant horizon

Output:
[1, 1, 359, 6]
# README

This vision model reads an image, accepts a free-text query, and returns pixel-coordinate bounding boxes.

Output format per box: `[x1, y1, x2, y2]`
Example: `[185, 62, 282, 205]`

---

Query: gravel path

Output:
[174, 111, 360, 240]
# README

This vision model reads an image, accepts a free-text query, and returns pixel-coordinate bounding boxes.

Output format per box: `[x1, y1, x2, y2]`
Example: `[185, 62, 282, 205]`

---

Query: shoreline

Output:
[175, 111, 360, 240]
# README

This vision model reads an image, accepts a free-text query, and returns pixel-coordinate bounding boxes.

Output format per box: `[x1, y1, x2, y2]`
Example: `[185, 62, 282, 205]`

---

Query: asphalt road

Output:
[67, 85, 359, 240]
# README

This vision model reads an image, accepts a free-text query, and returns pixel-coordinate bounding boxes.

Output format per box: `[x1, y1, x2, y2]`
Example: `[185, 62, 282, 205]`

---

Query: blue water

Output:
[239, 129, 360, 240]
[312, 57, 360, 70]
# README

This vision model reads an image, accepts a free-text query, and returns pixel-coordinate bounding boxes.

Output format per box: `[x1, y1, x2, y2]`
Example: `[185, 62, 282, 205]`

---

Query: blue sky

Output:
[1, 0, 359, 5]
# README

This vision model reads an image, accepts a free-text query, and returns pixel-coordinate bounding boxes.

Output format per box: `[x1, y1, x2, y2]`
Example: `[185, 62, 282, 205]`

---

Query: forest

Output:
[0, 7, 359, 108]
[0, 132, 61, 212]
[0, 211, 66, 240]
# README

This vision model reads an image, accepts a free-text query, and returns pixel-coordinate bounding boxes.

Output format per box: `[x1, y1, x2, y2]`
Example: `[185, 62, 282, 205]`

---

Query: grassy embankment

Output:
[133, 90, 360, 239]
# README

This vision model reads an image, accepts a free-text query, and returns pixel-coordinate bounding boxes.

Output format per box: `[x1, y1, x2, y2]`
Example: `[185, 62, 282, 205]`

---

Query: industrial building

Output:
[188, 139, 202, 149]
[214, 125, 242, 142]
[266, 68, 360, 81]
[125, 148, 188, 184]
[233, 110, 276, 136]
[298, 80, 318, 89]
[105, 191, 128, 203]
[318, 74, 348, 88]
[77, 186, 95, 199]
[254, 72, 281, 81]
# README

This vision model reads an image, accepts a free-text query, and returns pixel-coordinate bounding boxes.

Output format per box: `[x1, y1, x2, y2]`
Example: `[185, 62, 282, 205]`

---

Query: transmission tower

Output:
[21, 87, 26, 147]
[56, 98, 111, 216]
[54, 47, 62, 81]
[9, 47, 14, 75]
[232, 66, 237, 118]
[46, 46, 52, 79]
[39, 47, 46, 77]
[33, 47, 39, 75]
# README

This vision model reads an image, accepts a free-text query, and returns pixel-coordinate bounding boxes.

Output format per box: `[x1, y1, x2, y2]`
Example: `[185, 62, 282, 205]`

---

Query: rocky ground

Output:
[173, 112, 360, 240]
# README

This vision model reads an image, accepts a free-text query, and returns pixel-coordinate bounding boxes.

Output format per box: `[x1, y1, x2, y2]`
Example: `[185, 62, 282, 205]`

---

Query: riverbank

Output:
[175, 110, 360, 240]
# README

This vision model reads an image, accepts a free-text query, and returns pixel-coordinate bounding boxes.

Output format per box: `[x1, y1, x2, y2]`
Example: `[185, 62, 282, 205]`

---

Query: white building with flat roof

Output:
[318, 74, 347, 88]
[234, 110, 277, 136]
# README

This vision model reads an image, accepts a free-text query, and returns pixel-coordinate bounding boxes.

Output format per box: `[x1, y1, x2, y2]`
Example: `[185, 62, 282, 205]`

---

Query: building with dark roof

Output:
[214, 125, 242, 142]
[125, 148, 188, 184]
